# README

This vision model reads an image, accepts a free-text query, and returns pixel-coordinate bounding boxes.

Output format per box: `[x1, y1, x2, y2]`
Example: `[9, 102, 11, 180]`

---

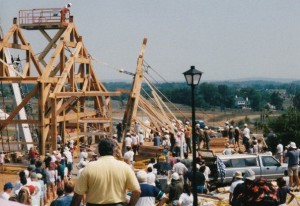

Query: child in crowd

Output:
[277, 177, 295, 205]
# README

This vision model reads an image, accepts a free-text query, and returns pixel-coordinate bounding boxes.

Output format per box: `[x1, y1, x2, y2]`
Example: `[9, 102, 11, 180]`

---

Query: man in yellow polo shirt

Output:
[71, 138, 141, 206]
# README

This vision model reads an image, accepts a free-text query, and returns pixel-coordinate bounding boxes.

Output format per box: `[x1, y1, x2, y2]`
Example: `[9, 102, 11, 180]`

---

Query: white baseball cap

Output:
[171, 172, 180, 180]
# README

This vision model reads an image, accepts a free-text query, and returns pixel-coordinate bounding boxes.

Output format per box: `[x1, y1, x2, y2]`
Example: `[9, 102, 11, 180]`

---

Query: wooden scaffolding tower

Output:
[0, 9, 119, 155]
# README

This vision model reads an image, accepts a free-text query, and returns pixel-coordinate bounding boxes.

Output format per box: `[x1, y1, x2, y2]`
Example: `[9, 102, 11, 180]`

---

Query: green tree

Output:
[268, 108, 300, 147]
[199, 83, 218, 108]
[292, 93, 300, 111]
[217, 85, 234, 109]
[270, 92, 284, 110]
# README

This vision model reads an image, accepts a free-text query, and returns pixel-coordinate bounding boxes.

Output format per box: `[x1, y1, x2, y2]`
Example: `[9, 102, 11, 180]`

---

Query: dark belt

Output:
[87, 203, 125, 206]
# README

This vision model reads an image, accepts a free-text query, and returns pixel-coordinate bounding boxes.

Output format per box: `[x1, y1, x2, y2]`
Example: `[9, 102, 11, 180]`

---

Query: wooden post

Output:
[51, 97, 57, 151]
[39, 83, 45, 155]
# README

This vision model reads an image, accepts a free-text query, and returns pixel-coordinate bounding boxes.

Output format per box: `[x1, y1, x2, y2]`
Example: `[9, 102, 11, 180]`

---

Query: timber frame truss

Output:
[0, 17, 119, 154]
[122, 38, 183, 145]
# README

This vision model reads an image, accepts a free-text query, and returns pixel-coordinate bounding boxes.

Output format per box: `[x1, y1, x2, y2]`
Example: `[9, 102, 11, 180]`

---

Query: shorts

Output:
[229, 138, 235, 144]
[56, 176, 61, 182]
[67, 162, 73, 171]
[275, 153, 283, 161]
[288, 165, 298, 176]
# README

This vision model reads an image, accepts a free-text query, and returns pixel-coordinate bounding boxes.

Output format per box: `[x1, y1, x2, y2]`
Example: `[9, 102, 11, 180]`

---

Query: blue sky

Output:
[1, 0, 300, 82]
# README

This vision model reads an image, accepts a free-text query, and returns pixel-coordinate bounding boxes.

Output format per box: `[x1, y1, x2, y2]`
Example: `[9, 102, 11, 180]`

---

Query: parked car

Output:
[199, 150, 291, 187]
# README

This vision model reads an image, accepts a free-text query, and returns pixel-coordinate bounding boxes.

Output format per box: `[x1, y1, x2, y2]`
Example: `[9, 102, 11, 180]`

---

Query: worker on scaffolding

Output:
[60, 3, 71, 24]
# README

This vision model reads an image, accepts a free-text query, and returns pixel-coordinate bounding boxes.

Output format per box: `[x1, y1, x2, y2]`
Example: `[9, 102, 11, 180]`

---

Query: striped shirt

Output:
[136, 183, 165, 206]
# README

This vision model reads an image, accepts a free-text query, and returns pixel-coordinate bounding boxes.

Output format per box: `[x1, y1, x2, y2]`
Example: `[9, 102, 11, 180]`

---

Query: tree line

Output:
[104, 80, 300, 111]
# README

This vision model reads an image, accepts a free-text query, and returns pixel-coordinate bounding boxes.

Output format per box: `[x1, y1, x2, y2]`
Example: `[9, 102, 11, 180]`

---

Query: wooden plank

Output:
[51, 98, 58, 150]
[22, 62, 30, 76]
[55, 96, 77, 115]
[0, 25, 18, 51]
[39, 41, 64, 80]
[75, 57, 90, 64]
[53, 91, 121, 98]
[122, 38, 147, 144]
[0, 120, 39, 124]
[65, 42, 77, 48]
[50, 43, 82, 93]
[39, 28, 65, 60]
[0, 77, 38, 83]
[3, 42, 30, 50]
[79, 118, 110, 123]
[116, 88, 130, 94]
[138, 145, 163, 157]
[56, 111, 97, 122]
[42, 83, 51, 105]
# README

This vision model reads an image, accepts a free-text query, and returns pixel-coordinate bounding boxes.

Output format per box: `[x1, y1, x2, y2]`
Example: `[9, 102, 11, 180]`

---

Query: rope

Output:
[143, 60, 168, 83]
[144, 75, 187, 119]
[143, 69, 160, 85]
[143, 61, 220, 126]
[140, 87, 159, 108]
[87, 53, 217, 127]
[88, 53, 130, 74]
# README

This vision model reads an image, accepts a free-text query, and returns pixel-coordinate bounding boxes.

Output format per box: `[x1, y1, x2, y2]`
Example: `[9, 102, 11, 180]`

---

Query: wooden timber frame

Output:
[0, 16, 120, 155]
[121, 38, 183, 153]
[122, 38, 148, 138]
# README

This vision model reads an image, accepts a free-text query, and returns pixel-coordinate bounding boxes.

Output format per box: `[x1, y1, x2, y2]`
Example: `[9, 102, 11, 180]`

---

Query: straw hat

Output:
[234, 171, 243, 179]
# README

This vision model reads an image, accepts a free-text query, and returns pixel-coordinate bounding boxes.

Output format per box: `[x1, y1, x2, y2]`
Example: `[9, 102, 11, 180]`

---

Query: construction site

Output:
[0, 6, 280, 206]
[0, 6, 237, 159]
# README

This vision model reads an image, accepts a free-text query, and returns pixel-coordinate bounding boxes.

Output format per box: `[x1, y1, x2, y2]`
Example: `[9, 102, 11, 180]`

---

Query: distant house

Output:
[234, 96, 251, 109]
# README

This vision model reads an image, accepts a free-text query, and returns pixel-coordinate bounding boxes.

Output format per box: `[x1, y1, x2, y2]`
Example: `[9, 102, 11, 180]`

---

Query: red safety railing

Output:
[19, 8, 70, 25]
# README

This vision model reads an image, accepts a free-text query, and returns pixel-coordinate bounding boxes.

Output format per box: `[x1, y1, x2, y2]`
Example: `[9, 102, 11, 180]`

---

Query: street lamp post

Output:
[183, 65, 203, 206]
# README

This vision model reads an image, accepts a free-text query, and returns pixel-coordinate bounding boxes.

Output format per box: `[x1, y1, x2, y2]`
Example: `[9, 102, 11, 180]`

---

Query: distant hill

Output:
[208, 77, 300, 83]
[209, 78, 300, 86]
[103, 78, 300, 90]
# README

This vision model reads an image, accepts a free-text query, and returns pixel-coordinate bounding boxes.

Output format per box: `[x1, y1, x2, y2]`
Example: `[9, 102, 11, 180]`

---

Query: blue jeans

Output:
[197, 185, 205, 193]
[172, 200, 179, 206]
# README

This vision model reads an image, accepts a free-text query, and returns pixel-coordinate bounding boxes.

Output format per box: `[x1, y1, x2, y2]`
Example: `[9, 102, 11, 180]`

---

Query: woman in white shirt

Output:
[46, 163, 57, 200]
[178, 184, 193, 206]
[146, 166, 156, 186]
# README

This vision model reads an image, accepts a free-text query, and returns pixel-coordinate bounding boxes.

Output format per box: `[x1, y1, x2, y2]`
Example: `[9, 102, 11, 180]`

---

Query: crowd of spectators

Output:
[0, 120, 299, 206]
